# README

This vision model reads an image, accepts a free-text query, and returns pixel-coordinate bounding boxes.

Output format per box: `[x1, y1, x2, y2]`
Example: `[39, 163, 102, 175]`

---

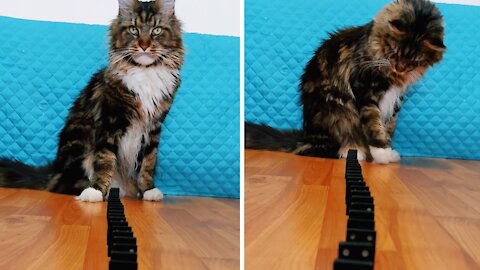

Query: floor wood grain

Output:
[245, 150, 480, 270]
[0, 188, 239, 270]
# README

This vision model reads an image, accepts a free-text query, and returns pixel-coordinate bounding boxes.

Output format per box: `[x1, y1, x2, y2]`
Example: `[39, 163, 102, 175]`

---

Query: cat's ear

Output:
[424, 38, 446, 53]
[389, 20, 406, 35]
[118, 0, 136, 15]
[157, 0, 176, 15]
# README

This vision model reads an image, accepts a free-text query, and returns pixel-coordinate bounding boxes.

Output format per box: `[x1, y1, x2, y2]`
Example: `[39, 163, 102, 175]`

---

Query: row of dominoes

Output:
[107, 188, 138, 270]
[334, 150, 376, 270]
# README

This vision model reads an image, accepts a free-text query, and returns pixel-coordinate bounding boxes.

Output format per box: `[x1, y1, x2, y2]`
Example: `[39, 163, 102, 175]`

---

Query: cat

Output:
[246, 0, 445, 164]
[0, 0, 184, 202]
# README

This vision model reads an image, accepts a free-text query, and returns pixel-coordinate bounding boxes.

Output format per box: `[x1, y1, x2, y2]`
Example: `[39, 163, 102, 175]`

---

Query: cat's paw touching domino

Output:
[143, 188, 163, 201]
[357, 151, 367, 161]
[369, 146, 400, 164]
[339, 148, 366, 161]
[76, 187, 104, 202]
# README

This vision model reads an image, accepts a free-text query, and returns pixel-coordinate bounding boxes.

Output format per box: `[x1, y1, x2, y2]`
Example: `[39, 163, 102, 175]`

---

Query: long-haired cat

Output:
[246, 0, 445, 164]
[0, 0, 184, 201]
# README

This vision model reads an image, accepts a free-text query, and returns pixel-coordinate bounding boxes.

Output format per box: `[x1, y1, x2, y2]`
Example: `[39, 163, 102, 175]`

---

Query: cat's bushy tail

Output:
[245, 122, 339, 158]
[245, 122, 304, 152]
[0, 158, 52, 190]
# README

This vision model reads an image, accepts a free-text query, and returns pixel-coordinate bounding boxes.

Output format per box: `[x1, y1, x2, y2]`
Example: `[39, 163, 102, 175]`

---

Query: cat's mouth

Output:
[132, 52, 157, 66]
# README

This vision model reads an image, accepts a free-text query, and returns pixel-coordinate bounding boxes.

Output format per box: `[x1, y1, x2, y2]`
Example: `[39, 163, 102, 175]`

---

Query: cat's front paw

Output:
[143, 188, 163, 201]
[369, 146, 401, 164]
[76, 187, 104, 202]
[389, 149, 401, 162]
[339, 148, 366, 161]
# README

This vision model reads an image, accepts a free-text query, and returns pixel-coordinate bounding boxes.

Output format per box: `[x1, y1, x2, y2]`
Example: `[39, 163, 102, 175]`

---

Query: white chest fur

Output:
[116, 66, 178, 177]
[121, 66, 178, 118]
[117, 122, 149, 177]
[378, 86, 404, 124]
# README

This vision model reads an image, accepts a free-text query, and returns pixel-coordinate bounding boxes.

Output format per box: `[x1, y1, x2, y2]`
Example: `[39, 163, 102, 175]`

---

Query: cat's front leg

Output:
[360, 105, 400, 164]
[76, 118, 121, 202]
[138, 126, 163, 201]
[76, 149, 117, 202]
[386, 114, 398, 138]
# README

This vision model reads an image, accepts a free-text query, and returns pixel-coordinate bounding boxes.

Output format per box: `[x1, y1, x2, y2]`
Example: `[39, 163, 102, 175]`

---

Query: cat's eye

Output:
[389, 20, 406, 34]
[152, 27, 162, 36]
[129, 26, 138, 35]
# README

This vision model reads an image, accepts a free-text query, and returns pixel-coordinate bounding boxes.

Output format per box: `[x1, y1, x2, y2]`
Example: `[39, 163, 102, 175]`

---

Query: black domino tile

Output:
[109, 260, 138, 270]
[349, 202, 374, 213]
[334, 150, 377, 269]
[346, 228, 376, 245]
[111, 243, 137, 253]
[348, 210, 374, 220]
[334, 258, 373, 270]
[347, 181, 366, 189]
[111, 250, 137, 261]
[347, 218, 375, 230]
[351, 195, 374, 204]
[338, 242, 375, 261]
[107, 188, 137, 269]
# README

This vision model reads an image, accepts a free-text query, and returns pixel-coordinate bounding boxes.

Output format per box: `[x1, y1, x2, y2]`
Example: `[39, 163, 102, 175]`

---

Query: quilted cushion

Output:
[245, 0, 480, 160]
[0, 16, 239, 198]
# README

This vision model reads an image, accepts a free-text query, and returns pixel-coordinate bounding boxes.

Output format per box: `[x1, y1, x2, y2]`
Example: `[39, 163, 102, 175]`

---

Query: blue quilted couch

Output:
[245, 0, 480, 160]
[0, 16, 239, 198]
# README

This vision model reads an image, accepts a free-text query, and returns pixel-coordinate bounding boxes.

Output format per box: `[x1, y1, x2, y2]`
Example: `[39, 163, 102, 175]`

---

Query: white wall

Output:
[0, 0, 478, 37]
[433, 0, 480, 5]
[0, 0, 240, 37]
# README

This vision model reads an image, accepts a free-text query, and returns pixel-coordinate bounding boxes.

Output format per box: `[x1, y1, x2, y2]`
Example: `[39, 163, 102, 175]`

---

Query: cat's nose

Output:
[138, 40, 151, 51]
[139, 44, 149, 51]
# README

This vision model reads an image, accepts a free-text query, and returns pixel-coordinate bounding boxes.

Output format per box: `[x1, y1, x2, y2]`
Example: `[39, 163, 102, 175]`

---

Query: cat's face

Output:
[109, 0, 183, 68]
[372, 0, 445, 77]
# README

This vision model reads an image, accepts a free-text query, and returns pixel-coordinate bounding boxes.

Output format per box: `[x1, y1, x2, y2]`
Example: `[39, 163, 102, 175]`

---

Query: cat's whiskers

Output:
[405, 70, 423, 85]
[109, 52, 132, 66]
[353, 59, 391, 74]
[108, 48, 138, 66]
[353, 58, 390, 66]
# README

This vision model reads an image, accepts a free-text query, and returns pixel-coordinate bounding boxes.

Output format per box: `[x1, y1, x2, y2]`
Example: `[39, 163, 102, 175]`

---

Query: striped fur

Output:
[0, 0, 184, 201]
[246, 0, 445, 163]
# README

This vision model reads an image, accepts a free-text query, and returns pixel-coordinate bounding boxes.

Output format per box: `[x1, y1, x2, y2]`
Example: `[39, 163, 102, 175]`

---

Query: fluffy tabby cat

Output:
[0, 0, 183, 201]
[246, 0, 445, 164]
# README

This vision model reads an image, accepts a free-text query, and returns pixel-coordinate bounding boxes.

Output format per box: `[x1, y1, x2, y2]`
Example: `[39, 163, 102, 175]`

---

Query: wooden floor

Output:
[245, 150, 480, 270]
[0, 188, 239, 270]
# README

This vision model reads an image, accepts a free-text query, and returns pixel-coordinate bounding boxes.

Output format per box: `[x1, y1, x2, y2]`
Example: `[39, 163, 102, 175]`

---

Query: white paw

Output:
[75, 187, 104, 202]
[389, 149, 401, 162]
[339, 148, 366, 161]
[369, 146, 401, 164]
[143, 188, 164, 201]
[357, 150, 367, 161]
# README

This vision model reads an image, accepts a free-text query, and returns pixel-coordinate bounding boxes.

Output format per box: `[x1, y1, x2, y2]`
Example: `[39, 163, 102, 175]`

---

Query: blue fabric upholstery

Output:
[0, 16, 239, 198]
[245, 0, 480, 160]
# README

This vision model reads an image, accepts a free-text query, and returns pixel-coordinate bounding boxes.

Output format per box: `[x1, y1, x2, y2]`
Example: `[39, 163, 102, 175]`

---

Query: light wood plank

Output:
[245, 150, 480, 270]
[0, 188, 239, 270]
